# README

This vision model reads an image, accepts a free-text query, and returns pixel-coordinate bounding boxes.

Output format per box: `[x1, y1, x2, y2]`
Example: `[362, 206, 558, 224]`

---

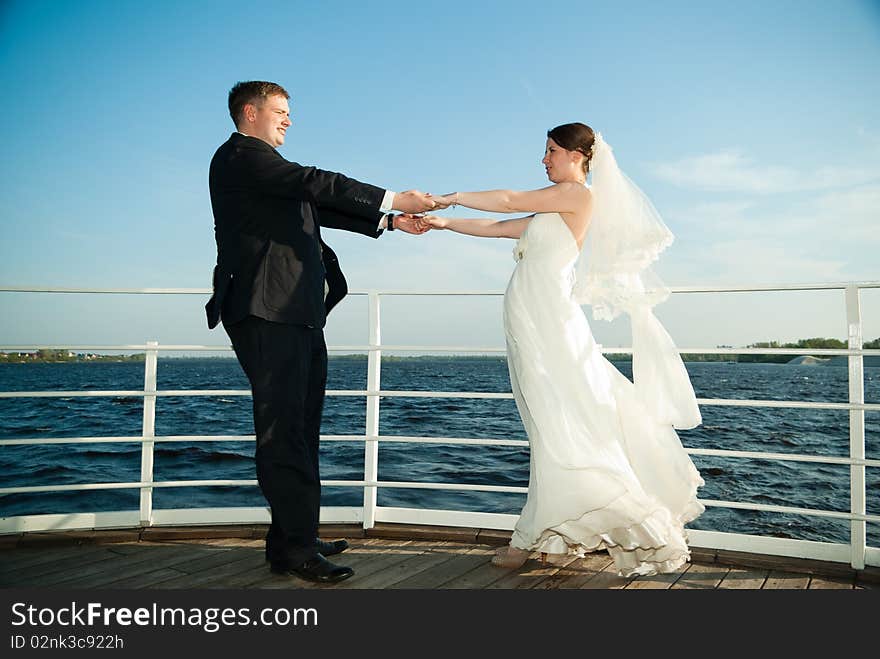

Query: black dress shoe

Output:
[315, 538, 349, 557]
[271, 554, 354, 583]
[265, 538, 349, 563]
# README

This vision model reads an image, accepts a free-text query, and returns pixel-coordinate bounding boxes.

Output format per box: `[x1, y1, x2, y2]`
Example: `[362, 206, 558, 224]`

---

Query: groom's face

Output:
[247, 94, 291, 148]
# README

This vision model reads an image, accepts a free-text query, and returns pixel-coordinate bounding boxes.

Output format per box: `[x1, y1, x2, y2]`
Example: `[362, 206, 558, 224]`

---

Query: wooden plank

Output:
[184, 538, 263, 549]
[763, 571, 810, 589]
[345, 542, 462, 589]
[150, 551, 265, 589]
[625, 562, 689, 589]
[221, 529, 371, 588]
[41, 546, 198, 588]
[252, 539, 433, 590]
[715, 550, 854, 579]
[0, 544, 110, 576]
[531, 553, 614, 590]
[671, 562, 730, 589]
[581, 558, 637, 590]
[111, 568, 190, 589]
[717, 567, 769, 589]
[207, 563, 278, 589]
[167, 546, 251, 575]
[475, 529, 513, 546]
[135, 547, 253, 588]
[9, 548, 130, 587]
[0, 535, 23, 549]
[90, 546, 210, 589]
[254, 538, 410, 589]
[140, 525, 259, 542]
[437, 554, 517, 590]
[234, 541, 391, 590]
[486, 555, 580, 589]
[102, 541, 175, 555]
[367, 524, 479, 543]
[316, 524, 365, 540]
[0, 547, 122, 587]
[16, 530, 140, 547]
[858, 566, 880, 584]
[808, 576, 854, 589]
[689, 547, 717, 564]
[53, 546, 199, 589]
[388, 545, 493, 589]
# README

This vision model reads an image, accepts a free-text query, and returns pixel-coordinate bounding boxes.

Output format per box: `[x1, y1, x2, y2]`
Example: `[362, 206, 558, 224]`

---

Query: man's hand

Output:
[392, 190, 436, 214]
[391, 213, 430, 235]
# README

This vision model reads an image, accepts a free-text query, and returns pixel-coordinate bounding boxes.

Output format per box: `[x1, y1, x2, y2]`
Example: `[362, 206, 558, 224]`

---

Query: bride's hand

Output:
[428, 193, 458, 210]
[423, 214, 449, 229]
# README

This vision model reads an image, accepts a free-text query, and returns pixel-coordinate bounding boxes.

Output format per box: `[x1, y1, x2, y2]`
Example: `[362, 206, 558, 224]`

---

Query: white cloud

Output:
[654, 149, 879, 193]
[667, 200, 755, 232]
[814, 183, 880, 224]
[693, 240, 848, 284]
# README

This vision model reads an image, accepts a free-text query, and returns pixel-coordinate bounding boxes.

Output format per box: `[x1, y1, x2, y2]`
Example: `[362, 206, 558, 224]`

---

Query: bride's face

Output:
[542, 138, 581, 183]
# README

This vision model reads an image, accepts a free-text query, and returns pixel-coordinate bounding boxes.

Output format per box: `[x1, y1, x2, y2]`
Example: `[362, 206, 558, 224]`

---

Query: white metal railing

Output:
[1, 282, 879, 570]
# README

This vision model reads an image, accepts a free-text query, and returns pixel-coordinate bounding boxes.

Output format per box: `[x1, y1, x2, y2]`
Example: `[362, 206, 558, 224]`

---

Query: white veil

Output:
[574, 132, 702, 430]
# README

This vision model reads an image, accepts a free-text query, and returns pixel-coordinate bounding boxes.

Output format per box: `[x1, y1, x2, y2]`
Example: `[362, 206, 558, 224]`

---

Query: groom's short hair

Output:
[228, 81, 290, 127]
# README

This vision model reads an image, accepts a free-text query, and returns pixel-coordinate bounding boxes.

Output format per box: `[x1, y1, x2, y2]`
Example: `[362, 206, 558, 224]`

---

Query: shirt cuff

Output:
[377, 214, 390, 231]
[379, 190, 396, 213]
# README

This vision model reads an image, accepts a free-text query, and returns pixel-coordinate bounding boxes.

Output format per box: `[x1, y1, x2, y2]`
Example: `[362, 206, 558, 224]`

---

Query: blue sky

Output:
[0, 0, 878, 351]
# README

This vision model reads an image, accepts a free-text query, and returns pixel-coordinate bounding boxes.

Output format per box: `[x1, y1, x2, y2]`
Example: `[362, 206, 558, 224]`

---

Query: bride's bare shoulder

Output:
[554, 181, 592, 198]
[553, 182, 592, 209]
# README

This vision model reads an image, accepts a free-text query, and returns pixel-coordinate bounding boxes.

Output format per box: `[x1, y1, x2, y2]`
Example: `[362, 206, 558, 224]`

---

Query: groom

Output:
[206, 81, 435, 583]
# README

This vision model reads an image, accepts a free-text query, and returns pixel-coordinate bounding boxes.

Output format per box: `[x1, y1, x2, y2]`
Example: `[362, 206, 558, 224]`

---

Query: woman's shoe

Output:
[491, 545, 531, 568]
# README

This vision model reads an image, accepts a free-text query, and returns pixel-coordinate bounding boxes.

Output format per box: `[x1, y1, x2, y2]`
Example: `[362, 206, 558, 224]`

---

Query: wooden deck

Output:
[1, 524, 876, 590]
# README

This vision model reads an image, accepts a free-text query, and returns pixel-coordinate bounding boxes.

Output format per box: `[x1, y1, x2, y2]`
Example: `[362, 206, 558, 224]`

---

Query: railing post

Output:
[139, 340, 158, 527]
[362, 293, 381, 529]
[845, 286, 866, 570]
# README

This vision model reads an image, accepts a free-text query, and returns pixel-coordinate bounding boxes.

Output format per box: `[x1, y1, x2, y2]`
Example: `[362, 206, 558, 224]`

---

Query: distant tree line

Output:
[0, 350, 146, 363]
[2, 337, 878, 365]
[606, 337, 880, 364]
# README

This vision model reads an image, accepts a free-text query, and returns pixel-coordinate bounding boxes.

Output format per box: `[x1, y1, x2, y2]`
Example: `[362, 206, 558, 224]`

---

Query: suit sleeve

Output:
[234, 142, 385, 219]
[317, 206, 384, 239]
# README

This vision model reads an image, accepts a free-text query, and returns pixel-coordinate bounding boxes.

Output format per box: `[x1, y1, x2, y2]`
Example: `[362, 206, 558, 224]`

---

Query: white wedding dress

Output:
[503, 212, 705, 577]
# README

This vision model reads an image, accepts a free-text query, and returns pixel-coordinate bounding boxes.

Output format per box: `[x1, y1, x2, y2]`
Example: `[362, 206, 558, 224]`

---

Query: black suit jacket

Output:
[206, 132, 386, 330]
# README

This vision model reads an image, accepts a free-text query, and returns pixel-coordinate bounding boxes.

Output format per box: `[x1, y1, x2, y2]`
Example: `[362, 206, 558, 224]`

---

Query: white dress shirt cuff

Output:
[380, 190, 395, 213]
[378, 190, 396, 231]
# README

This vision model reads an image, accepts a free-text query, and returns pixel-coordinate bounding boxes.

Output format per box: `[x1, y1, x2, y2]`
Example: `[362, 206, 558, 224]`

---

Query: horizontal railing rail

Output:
[3, 344, 880, 355]
[3, 281, 880, 294]
[0, 282, 878, 570]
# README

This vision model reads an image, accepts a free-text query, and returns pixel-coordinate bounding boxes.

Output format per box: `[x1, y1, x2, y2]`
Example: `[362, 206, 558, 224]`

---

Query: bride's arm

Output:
[436, 183, 589, 214]
[423, 214, 532, 239]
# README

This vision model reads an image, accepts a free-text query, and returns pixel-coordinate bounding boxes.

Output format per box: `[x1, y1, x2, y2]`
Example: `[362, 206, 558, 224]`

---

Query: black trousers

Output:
[224, 315, 327, 565]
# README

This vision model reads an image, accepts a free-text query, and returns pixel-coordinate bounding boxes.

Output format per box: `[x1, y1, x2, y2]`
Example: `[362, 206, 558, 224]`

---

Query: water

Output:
[1, 358, 878, 547]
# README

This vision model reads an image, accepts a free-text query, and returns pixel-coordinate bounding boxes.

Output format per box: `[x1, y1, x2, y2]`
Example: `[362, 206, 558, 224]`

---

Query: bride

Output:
[418, 123, 705, 577]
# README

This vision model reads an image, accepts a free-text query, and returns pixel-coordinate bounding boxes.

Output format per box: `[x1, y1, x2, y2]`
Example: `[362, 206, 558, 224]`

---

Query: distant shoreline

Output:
[4, 337, 876, 365]
[3, 353, 879, 366]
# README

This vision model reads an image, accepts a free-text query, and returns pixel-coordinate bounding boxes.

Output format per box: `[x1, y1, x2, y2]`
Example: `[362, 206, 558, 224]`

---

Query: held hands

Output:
[428, 193, 458, 210]
[392, 190, 436, 214]
[388, 191, 457, 235]
[391, 213, 431, 235]
[391, 191, 458, 214]
[397, 214, 447, 232]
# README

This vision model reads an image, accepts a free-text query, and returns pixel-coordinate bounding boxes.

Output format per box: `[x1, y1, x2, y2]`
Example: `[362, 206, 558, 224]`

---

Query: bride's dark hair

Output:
[547, 123, 596, 174]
